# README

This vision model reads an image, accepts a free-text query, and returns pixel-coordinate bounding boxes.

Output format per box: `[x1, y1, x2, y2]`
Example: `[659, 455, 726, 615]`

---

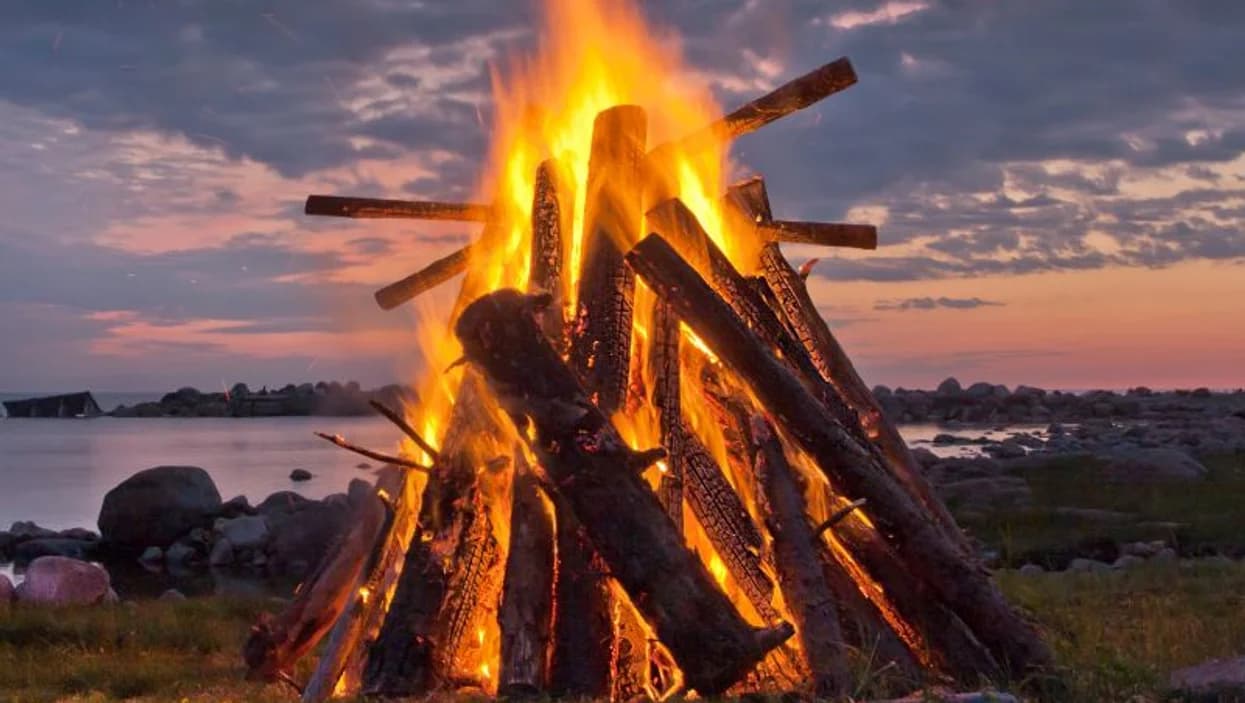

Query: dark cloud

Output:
[874, 296, 1005, 312]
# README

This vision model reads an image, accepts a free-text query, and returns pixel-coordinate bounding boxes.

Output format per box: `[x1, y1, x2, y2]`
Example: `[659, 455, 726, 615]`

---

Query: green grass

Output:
[956, 452, 1245, 567]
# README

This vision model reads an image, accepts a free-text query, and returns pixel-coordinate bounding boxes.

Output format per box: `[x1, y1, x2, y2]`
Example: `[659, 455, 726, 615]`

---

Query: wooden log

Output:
[749, 415, 851, 698]
[569, 105, 646, 414]
[548, 500, 614, 698]
[728, 176, 966, 551]
[244, 479, 391, 686]
[374, 244, 472, 311]
[648, 299, 684, 530]
[455, 290, 794, 695]
[759, 220, 878, 250]
[530, 158, 573, 346]
[650, 58, 856, 159]
[304, 194, 490, 221]
[679, 423, 779, 624]
[626, 234, 1053, 678]
[498, 453, 555, 698]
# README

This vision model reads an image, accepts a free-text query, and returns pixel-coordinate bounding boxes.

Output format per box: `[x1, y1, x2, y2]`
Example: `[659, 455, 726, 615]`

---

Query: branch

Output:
[313, 432, 431, 473]
[368, 400, 439, 462]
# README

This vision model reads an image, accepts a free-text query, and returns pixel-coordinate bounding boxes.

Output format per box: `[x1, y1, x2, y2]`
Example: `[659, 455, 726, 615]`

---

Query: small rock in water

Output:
[356, 462, 372, 470]
[159, 588, 187, 601]
[289, 468, 313, 482]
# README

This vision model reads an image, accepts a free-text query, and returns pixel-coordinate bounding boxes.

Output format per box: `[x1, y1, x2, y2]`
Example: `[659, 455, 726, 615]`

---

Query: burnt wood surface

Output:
[626, 234, 1053, 678]
[648, 299, 684, 529]
[305, 195, 490, 221]
[455, 290, 794, 694]
[374, 244, 473, 311]
[749, 416, 851, 698]
[530, 159, 572, 346]
[759, 220, 878, 249]
[498, 455, 556, 697]
[568, 105, 646, 414]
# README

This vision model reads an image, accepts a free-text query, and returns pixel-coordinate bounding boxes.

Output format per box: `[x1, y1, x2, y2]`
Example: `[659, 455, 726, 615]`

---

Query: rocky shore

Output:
[110, 381, 416, 418]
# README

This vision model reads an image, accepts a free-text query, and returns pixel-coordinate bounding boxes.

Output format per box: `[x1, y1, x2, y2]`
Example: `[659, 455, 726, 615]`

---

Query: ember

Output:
[250, 0, 1053, 700]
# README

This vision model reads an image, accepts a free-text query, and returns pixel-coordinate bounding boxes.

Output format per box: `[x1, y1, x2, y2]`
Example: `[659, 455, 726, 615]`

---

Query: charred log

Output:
[530, 158, 573, 346]
[305, 195, 490, 222]
[455, 290, 793, 695]
[374, 244, 472, 311]
[648, 299, 684, 529]
[626, 234, 1053, 678]
[549, 501, 614, 699]
[499, 454, 556, 698]
[759, 220, 877, 250]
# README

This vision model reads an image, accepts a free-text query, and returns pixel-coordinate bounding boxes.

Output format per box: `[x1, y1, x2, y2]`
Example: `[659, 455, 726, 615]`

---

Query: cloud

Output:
[874, 296, 1004, 311]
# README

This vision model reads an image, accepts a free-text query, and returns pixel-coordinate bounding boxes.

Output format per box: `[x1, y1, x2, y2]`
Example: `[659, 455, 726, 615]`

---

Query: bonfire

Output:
[244, 1, 1052, 700]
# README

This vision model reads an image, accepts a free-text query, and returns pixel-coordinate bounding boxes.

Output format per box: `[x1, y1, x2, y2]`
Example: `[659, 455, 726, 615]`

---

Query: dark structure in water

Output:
[3, 392, 103, 418]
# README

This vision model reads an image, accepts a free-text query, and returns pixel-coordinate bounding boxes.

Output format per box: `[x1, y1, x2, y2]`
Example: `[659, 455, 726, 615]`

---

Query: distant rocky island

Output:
[110, 381, 416, 418]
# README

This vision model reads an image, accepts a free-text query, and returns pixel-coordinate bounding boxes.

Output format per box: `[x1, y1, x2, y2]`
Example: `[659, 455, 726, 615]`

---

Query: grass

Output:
[955, 452, 1245, 567]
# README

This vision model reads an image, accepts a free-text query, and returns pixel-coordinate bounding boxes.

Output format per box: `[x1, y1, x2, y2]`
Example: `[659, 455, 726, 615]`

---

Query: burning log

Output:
[548, 503, 614, 698]
[498, 452, 556, 697]
[626, 234, 1053, 677]
[374, 244, 473, 311]
[569, 105, 646, 414]
[758, 220, 877, 250]
[244, 478, 393, 688]
[455, 290, 794, 694]
[304, 194, 490, 221]
[648, 299, 684, 529]
[728, 177, 966, 550]
[530, 158, 574, 346]
[748, 415, 851, 698]
[679, 424, 779, 624]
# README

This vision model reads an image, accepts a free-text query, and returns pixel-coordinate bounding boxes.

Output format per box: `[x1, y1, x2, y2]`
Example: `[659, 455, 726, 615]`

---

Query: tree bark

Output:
[455, 290, 794, 695]
[748, 416, 851, 699]
[498, 454, 556, 698]
[626, 234, 1053, 678]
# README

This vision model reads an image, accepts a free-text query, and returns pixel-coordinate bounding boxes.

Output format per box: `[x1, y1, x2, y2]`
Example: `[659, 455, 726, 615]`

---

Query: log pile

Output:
[251, 53, 1053, 702]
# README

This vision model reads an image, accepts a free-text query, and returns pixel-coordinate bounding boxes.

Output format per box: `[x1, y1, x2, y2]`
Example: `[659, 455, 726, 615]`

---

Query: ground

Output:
[3, 453, 1245, 702]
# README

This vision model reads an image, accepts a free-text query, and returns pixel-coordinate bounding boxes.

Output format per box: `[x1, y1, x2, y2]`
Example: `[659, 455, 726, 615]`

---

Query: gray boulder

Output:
[265, 499, 353, 575]
[214, 515, 269, 551]
[1170, 656, 1245, 699]
[209, 537, 235, 566]
[138, 546, 163, 566]
[965, 382, 996, 400]
[14, 538, 96, 564]
[98, 466, 222, 548]
[165, 541, 197, 566]
[1103, 448, 1208, 482]
[936, 377, 963, 395]
[257, 491, 312, 514]
[15, 556, 112, 606]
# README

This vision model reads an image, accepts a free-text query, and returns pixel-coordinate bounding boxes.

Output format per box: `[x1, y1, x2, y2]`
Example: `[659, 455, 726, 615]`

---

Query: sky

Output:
[0, 0, 1242, 393]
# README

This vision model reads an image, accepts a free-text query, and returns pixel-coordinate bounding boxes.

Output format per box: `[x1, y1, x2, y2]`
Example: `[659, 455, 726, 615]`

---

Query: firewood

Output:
[759, 220, 877, 250]
[304, 194, 490, 221]
[548, 501, 614, 698]
[434, 492, 503, 679]
[649, 57, 856, 159]
[374, 243, 472, 311]
[626, 234, 1053, 677]
[455, 290, 794, 694]
[312, 431, 430, 472]
[530, 159, 573, 347]
[368, 399, 439, 462]
[244, 478, 392, 688]
[748, 415, 851, 698]
[569, 105, 646, 414]
[648, 299, 684, 529]
[728, 176, 966, 550]
[499, 452, 556, 697]
[679, 423, 779, 624]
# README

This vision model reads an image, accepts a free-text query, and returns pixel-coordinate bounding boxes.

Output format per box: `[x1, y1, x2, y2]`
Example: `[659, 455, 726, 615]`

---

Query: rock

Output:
[1112, 555, 1145, 570]
[57, 527, 99, 541]
[965, 382, 996, 400]
[872, 385, 892, 399]
[1152, 547, 1178, 563]
[209, 537, 235, 566]
[1102, 448, 1208, 482]
[15, 556, 112, 606]
[265, 498, 353, 575]
[217, 495, 255, 518]
[937, 476, 1032, 516]
[356, 462, 372, 470]
[1067, 558, 1111, 574]
[14, 538, 96, 564]
[932, 433, 961, 445]
[9, 521, 57, 541]
[257, 491, 312, 514]
[138, 546, 164, 565]
[0, 574, 13, 606]
[0, 531, 14, 559]
[289, 468, 313, 482]
[98, 466, 222, 548]
[165, 541, 197, 566]
[1170, 656, 1245, 699]
[1122, 541, 1165, 558]
[910, 447, 940, 469]
[936, 377, 963, 395]
[159, 589, 187, 601]
[1018, 563, 1045, 576]
[214, 515, 269, 551]
[985, 439, 1027, 459]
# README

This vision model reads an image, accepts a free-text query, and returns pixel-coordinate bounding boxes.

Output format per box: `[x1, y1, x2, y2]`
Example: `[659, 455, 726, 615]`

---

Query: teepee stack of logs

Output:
[243, 56, 1052, 702]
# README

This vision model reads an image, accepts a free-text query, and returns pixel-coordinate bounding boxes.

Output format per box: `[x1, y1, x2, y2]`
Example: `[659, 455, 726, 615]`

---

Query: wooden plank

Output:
[305, 195, 490, 221]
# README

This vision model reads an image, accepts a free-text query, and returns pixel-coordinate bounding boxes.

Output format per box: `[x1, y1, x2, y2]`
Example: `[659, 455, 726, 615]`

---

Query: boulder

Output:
[965, 382, 996, 400]
[15, 556, 112, 606]
[217, 495, 255, 518]
[1067, 558, 1111, 574]
[910, 447, 940, 469]
[984, 439, 1027, 459]
[1018, 563, 1045, 576]
[138, 546, 164, 566]
[14, 538, 96, 564]
[1111, 555, 1145, 570]
[1102, 448, 1208, 482]
[209, 537, 235, 566]
[1152, 547, 1178, 563]
[0, 531, 13, 560]
[289, 468, 313, 482]
[936, 377, 962, 395]
[257, 491, 312, 515]
[937, 476, 1032, 516]
[9, 521, 57, 541]
[165, 541, 197, 566]
[57, 527, 99, 541]
[265, 498, 353, 575]
[160, 588, 187, 601]
[1170, 656, 1245, 699]
[0, 573, 13, 606]
[98, 466, 222, 549]
[214, 515, 269, 551]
